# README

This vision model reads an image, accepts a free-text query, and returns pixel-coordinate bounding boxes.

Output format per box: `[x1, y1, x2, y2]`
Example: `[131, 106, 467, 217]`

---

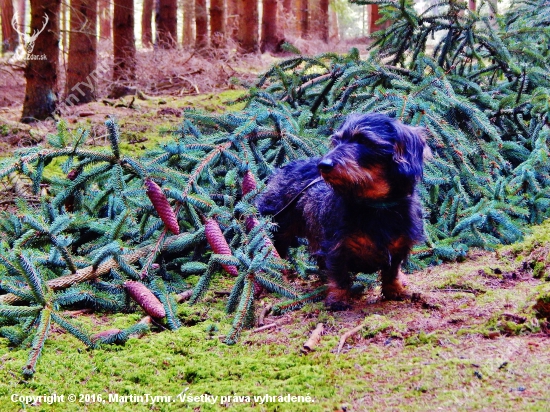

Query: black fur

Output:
[257, 113, 430, 310]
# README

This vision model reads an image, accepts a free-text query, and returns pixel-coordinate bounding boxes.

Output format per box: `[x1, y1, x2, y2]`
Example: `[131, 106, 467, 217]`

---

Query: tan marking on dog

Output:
[344, 234, 376, 258]
[358, 164, 390, 199]
[322, 162, 390, 199]
[381, 276, 407, 300]
[388, 236, 414, 255]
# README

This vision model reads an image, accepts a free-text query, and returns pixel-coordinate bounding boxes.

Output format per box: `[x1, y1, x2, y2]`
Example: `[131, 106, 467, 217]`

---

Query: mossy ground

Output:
[1, 96, 550, 411]
[1, 222, 549, 411]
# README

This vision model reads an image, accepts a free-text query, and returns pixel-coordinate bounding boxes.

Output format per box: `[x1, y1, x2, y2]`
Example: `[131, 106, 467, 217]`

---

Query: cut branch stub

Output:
[91, 328, 122, 343]
[124, 281, 166, 319]
[144, 178, 180, 235]
[204, 218, 239, 277]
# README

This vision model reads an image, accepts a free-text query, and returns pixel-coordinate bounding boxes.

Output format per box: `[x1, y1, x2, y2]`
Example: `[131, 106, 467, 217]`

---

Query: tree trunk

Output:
[182, 0, 194, 47]
[237, 0, 258, 53]
[112, 0, 135, 94]
[98, 0, 111, 39]
[318, 0, 329, 43]
[141, 0, 153, 47]
[368, 5, 390, 34]
[210, 0, 225, 48]
[260, 0, 280, 53]
[227, 0, 238, 43]
[195, 0, 208, 50]
[61, 0, 67, 51]
[66, 0, 97, 104]
[21, 0, 61, 123]
[299, 0, 308, 39]
[156, 0, 177, 48]
[1, 0, 19, 52]
[281, 0, 294, 37]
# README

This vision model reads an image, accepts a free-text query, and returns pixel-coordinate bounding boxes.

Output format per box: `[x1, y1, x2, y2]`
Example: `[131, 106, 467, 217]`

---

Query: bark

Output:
[61, 0, 67, 50]
[226, 0, 238, 43]
[112, 0, 135, 91]
[318, 0, 329, 43]
[98, 0, 111, 39]
[260, 0, 281, 53]
[1, 0, 18, 52]
[281, 0, 294, 36]
[21, 0, 61, 123]
[299, 0, 308, 39]
[210, 0, 225, 48]
[310, 0, 330, 42]
[237, 0, 258, 53]
[195, 0, 208, 50]
[66, 0, 98, 104]
[368, 5, 390, 34]
[141, 0, 153, 47]
[182, 0, 194, 47]
[156, 0, 177, 48]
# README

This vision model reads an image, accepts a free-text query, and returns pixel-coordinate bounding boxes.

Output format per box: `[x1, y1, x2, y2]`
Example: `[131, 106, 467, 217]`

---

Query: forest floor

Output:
[0, 218, 548, 411]
[0, 46, 549, 411]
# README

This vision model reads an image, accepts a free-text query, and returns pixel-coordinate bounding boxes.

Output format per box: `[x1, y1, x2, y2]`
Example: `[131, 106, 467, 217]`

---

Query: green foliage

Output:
[0, 0, 549, 376]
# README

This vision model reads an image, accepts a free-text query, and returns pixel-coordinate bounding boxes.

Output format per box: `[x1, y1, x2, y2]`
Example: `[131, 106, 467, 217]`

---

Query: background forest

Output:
[0, 0, 549, 411]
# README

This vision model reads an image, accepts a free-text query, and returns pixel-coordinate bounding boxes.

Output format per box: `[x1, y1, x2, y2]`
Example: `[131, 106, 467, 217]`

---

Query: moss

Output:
[404, 330, 440, 346]
[533, 290, 550, 319]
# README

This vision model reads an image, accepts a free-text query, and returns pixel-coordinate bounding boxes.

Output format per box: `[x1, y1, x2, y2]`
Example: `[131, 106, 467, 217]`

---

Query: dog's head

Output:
[318, 113, 431, 199]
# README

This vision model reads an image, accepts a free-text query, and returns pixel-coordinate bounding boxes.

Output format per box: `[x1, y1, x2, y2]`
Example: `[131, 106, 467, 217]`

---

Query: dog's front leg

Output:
[380, 259, 410, 300]
[324, 253, 353, 311]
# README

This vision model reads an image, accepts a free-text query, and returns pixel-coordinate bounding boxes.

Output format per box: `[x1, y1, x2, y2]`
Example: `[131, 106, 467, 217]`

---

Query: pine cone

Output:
[124, 281, 166, 318]
[67, 169, 80, 181]
[144, 178, 180, 235]
[204, 218, 239, 277]
[241, 169, 257, 196]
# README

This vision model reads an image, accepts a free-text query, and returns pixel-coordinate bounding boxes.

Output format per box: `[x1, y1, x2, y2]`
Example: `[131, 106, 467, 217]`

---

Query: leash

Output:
[273, 177, 324, 217]
[272, 176, 407, 217]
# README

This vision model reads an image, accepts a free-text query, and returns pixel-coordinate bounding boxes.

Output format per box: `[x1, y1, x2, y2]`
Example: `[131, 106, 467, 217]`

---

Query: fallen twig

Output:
[176, 289, 194, 303]
[434, 288, 479, 295]
[252, 323, 277, 333]
[337, 322, 367, 354]
[62, 308, 93, 317]
[0, 234, 188, 304]
[302, 323, 324, 354]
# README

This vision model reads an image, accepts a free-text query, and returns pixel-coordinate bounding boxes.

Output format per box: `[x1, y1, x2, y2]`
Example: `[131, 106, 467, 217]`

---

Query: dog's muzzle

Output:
[318, 158, 334, 173]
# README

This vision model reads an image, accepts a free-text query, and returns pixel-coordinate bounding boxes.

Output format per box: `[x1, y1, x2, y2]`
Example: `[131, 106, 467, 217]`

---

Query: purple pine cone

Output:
[145, 178, 180, 235]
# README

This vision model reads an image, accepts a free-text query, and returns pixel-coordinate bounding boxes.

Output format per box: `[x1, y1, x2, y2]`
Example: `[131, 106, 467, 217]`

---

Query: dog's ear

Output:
[392, 123, 431, 179]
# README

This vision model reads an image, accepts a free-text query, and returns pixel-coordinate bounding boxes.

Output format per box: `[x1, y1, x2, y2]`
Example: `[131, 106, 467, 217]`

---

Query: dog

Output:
[256, 113, 430, 310]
